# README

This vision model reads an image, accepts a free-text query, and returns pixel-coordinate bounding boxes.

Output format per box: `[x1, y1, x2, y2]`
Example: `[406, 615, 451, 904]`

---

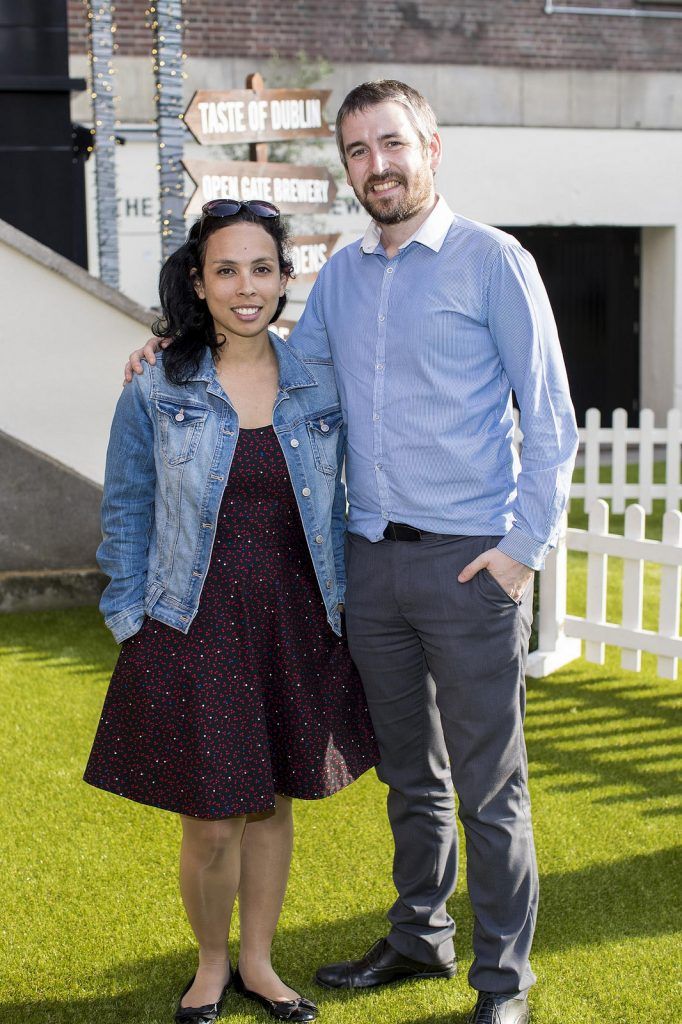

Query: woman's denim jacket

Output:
[98, 333, 346, 643]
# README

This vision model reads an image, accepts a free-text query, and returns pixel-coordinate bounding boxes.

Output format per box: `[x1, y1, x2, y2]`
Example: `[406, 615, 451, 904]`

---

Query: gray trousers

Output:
[344, 532, 538, 996]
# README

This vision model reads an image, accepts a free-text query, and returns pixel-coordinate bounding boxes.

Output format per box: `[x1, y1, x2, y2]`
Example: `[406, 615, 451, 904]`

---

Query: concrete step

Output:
[0, 568, 107, 614]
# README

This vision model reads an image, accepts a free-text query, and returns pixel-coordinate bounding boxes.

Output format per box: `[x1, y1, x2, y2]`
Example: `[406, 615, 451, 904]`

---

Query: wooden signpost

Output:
[183, 159, 337, 218]
[289, 234, 340, 281]
[182, 72, 340, 325]
[184, 88, 333, 146]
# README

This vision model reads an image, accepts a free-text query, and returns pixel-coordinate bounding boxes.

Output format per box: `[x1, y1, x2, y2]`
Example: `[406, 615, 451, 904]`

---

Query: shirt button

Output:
[378, 315, 386, 322]
[376, 463, 382, 470]
[373, 413, 380, 421]
[376, 363, 384, 371]
[290, 438, 299, 448]
[315, 535, 324, 544]
[302, 487, 311, 497]
[386, 267, 393, 274]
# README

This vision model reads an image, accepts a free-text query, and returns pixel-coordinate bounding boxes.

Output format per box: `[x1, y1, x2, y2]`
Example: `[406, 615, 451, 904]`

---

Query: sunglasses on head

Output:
[198, 199, 280, 243]
[198, 199, 280, 240]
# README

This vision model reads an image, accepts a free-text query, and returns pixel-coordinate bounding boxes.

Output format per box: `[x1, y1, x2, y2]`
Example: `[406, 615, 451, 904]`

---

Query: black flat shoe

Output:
[233, 967, 318, 1022]
[174, 970, 232, 1024]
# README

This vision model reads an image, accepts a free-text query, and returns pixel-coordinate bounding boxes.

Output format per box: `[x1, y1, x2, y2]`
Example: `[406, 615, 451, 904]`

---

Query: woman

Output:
[84, 199, 378, 1023]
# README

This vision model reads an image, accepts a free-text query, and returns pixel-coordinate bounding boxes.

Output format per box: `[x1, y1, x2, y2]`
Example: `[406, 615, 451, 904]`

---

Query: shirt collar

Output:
[359, 195, 455, 256]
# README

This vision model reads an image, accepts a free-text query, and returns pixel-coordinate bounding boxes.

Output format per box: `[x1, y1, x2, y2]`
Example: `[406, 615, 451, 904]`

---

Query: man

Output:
[128, 81, 578, 1023]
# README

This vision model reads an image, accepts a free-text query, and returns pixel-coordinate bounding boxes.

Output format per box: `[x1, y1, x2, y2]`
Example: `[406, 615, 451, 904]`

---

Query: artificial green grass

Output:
[1, 606, 680, 1023]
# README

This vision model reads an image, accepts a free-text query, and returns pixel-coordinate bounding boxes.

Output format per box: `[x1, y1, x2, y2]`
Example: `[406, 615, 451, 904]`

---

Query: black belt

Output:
[382, 522, 451, 542]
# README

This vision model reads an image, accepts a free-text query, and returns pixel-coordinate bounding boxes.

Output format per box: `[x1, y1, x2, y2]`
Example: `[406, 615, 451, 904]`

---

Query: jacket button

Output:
[325, 579, 333, 589]
[290, 438, 299, 448]
[320, 422, 330, 432]
[315, 534, 324, 544]
[302, 487, 311, 497]
[180, 615, 189, 622]
[202, 522, 213, 529]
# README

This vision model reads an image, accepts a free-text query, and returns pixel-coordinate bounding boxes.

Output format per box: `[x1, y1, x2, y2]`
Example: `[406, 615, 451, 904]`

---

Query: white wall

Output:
[436, 126, 682, 228]
[79, 124, 682, 417]
[435, 126, 682, 418]
[0, 224, 152, 484]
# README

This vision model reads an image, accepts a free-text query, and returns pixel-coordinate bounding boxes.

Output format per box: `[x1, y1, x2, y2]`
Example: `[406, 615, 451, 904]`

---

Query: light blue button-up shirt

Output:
[291, 197, 578, 569]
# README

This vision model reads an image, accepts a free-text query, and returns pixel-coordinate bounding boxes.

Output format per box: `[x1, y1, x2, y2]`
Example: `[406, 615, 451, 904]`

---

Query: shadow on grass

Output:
[4, 842, 680, 1023]
[536, 845, 681, 951]
[0, 606, 117, 677]
[0, 927, 463, 1024]
[526, 673, 681, 814]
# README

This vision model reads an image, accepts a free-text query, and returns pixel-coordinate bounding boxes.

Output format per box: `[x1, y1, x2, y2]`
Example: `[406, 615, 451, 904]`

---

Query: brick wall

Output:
[67, 1, 682, 71]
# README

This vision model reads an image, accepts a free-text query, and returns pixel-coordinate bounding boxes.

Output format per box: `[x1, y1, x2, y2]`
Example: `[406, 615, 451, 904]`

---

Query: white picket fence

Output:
[526, 501, 682, 680]
[574, 407, 682, 513]
[513, 407, 682, 512]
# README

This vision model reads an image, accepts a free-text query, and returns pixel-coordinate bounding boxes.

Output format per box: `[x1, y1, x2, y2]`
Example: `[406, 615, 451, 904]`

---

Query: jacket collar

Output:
[186, 331, 316, 392]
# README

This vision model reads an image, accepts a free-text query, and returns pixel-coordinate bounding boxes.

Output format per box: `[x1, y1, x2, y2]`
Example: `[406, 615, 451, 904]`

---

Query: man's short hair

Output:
[335, 80, 438, 168]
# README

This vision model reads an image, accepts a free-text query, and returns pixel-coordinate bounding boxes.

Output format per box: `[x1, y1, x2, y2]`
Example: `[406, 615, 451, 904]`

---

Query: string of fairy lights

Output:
[85, 1, 188, 283]
[146, 1, 188, 259]
[85, 0, 120, 287]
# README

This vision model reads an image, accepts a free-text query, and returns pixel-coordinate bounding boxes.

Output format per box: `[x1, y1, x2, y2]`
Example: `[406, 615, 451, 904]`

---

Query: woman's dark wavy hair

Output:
[153, 207, 294, 385]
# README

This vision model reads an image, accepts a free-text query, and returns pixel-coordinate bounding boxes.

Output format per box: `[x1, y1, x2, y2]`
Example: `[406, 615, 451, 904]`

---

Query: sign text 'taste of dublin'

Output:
[184, 89, 333, 146]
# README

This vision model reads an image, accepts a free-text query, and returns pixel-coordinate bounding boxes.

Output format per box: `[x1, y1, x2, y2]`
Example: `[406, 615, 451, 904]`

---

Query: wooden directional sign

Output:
[184, 88, 333, 146]
[271, 319, 297, 342]
[290, 234, 340, 281]
[183, 159, 338, 218]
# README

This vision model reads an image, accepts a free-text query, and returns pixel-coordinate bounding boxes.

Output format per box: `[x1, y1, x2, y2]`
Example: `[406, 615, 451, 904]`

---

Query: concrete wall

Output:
[641, 228, 677, 419]
[75, 121, 682, 418]
[432, 127, 682, 420]
[0, 431, 102, 572]
[0, 220, 153, 485]
[69, 55, 682, 131]
[66, 35, 682, 423]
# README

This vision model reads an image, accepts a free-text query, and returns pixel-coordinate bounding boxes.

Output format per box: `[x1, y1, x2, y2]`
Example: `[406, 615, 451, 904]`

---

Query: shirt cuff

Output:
[497, 527, 549, 571]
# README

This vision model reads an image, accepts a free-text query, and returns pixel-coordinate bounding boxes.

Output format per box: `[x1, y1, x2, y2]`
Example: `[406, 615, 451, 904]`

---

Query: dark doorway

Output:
[0, 0, 88, 267]
[498, 226, 640, 426]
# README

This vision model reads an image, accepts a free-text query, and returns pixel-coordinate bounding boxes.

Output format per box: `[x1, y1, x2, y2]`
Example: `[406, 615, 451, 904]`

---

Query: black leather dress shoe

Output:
[174, 972, 232, 1023]
[233, 967, 318, 1021]
[314, 937, 457, 990]
[467, 992, 530, 1024]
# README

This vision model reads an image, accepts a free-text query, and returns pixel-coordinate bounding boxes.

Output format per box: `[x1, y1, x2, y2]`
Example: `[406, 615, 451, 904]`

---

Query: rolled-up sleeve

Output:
[486, 243, 579, 569]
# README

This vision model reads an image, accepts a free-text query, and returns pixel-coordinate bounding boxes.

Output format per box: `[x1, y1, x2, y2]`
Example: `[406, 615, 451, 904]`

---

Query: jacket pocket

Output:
[156, 399, 208, 466]
[305, 408, 343, 475]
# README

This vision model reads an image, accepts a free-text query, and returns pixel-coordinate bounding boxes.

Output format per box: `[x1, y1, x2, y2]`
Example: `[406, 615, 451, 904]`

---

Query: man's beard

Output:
[356, 168, 433, 225]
